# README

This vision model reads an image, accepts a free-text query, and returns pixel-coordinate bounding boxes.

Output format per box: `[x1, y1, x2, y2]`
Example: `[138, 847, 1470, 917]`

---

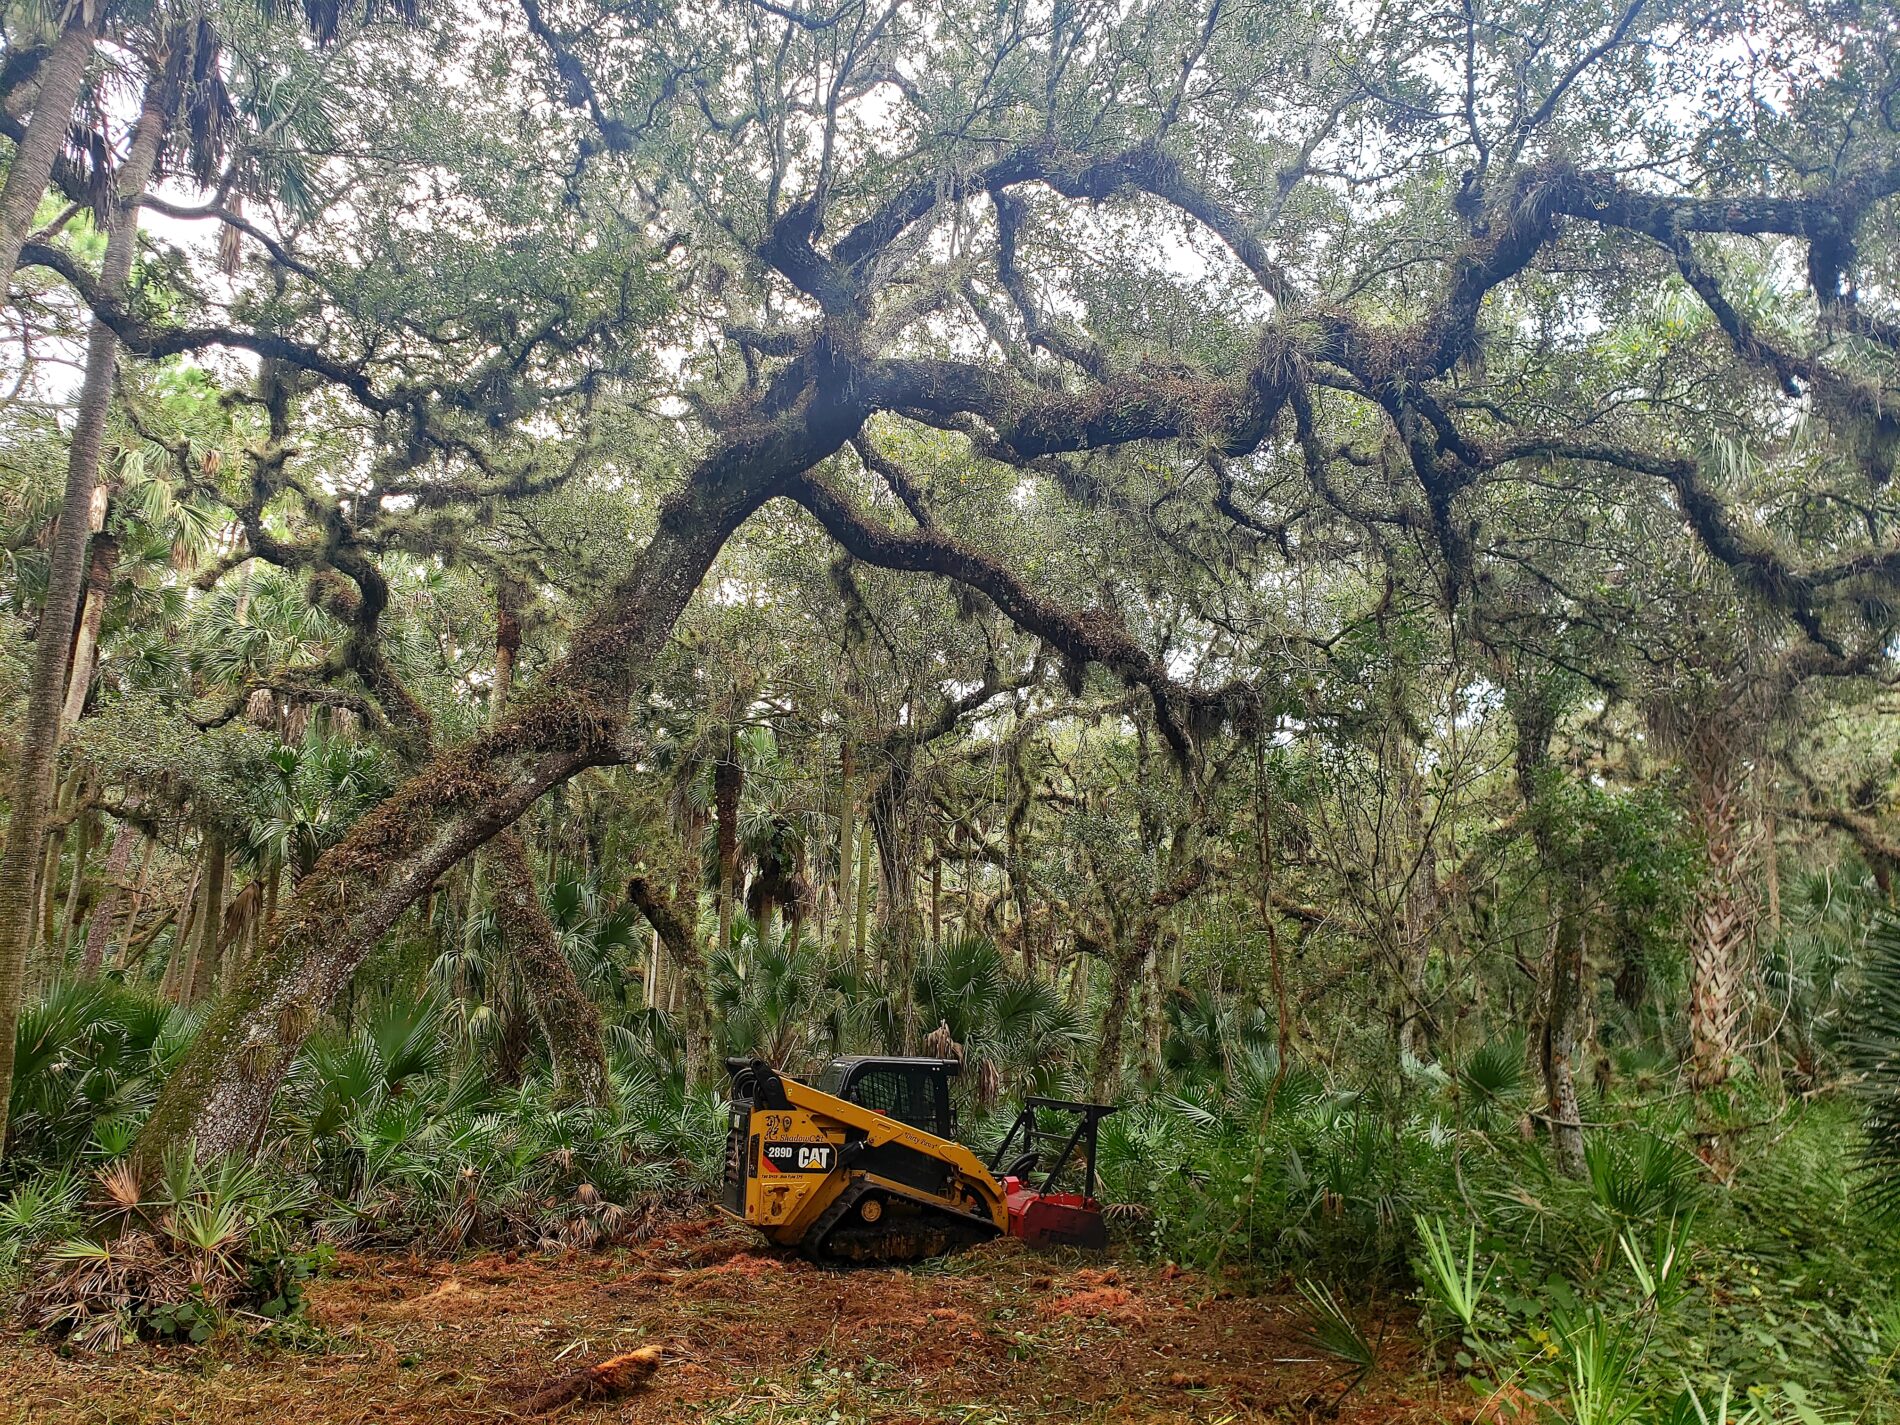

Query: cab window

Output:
[815, 1061, 849, 1097]
[850, 1067, 917, 1122]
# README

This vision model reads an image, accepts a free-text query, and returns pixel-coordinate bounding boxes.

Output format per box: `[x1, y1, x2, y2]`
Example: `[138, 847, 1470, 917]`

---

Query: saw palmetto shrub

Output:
[1091, 1048, 1447, 1286]
[1410, 1092, 1900, 1419]
[3, 980, 727, 1341]
[1847, 914, 1900, 1223]
[292, 1035, 725, 1254]
[4, 981, 199, 1179]
[16, 1148, 319, 1351]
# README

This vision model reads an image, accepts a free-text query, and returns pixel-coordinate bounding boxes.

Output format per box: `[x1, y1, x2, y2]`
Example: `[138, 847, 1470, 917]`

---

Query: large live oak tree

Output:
[5, 0, 1895, 1159]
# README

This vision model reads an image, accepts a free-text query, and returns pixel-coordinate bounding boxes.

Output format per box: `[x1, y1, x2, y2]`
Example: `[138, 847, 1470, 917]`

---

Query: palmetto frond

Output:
[1846, 915, 1900, 1219]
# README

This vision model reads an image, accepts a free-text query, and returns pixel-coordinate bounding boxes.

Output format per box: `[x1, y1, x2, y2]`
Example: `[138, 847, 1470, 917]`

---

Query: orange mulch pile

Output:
[0, 1212, 1460, 1422]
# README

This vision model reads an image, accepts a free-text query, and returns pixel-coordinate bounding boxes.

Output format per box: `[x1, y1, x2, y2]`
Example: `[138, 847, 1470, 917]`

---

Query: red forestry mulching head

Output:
[989, 1097, 1117, 1249]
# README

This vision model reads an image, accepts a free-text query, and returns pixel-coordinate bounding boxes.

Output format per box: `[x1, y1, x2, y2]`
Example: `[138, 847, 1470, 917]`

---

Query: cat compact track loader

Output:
[720, 1056, 1116, 1264]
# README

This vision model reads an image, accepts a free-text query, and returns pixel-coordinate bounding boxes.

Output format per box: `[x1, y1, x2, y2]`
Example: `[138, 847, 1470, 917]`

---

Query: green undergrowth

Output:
[1, 981, 725, 1347]
[6, 977, 1898, 1425]
[1083, 1036, 1900, 1421]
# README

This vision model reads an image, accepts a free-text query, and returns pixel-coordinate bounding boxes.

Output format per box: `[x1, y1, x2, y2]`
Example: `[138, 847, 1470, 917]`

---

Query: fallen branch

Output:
[513, 1345, 664, 1415]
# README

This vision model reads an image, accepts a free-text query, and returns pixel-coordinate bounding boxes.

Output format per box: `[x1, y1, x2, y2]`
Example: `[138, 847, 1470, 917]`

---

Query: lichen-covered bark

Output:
[1092, 923, 1156, 1101]
[1090, 864, 1206, 1101]
[136, 386, 858, 1164]
[1510, 689, 1587, 1178]
[79, 825, 137, 977]
[489, 829, 610, 1107]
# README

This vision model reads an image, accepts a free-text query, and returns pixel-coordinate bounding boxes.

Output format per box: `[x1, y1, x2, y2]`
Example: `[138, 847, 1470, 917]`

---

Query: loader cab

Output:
[815, 1055, 959, 1139]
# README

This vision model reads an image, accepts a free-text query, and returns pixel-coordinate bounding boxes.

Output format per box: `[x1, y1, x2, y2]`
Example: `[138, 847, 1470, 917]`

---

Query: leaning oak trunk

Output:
[135, 693, 616, 1161]
[132, 392, 853, 1164]
[0, 78, 167, 1160]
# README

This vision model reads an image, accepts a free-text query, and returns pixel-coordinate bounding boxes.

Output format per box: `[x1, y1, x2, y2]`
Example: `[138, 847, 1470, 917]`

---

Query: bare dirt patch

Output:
[0, 1213, 1457, 1423]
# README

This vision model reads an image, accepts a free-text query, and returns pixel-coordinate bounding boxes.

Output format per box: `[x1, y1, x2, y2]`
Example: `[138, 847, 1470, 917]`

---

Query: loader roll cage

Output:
[988, 1097, 1118, 1198]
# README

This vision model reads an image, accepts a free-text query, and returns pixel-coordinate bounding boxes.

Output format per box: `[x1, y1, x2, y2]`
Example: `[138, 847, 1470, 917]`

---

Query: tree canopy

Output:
[3, 0, 1900, 1411]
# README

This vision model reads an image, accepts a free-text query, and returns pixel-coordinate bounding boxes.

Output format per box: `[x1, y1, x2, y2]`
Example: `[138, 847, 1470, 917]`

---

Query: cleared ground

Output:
[1, 1214, 1456, 1422]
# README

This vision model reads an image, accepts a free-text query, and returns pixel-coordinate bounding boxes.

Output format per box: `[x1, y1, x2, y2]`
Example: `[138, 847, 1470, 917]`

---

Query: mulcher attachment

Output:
[988, 1097, 1118, 1249]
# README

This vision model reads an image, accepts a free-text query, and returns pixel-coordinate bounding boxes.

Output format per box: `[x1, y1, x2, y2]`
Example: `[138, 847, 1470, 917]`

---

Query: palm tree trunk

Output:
[59, 525, 115, 729]
[187, 832, 228, 1004]
[854, 820, 873, 961]
[715, 733, 741, 956]
[81, 824, 138, 976]
[1763, 811, 1780, 937]
[787, 843, 805, 950]
[34, 786, 70, 956]
[264, 856, 281, 931]
[1689, 768, 1753, 1099]
[645, 929, 661, 1010]
[835, 739, 856, 957]
[0, 73, 168, 1158]
[0, 12, 98, 296]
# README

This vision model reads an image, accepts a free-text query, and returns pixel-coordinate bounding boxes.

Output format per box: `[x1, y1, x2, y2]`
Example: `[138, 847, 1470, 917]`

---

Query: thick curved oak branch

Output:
[17, 239, 393, 411]
[785, 467, 1268, 760]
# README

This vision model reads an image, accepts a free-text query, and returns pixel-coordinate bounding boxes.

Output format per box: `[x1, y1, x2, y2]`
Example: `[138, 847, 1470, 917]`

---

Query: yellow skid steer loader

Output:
[719, 1056, 1116, 1264]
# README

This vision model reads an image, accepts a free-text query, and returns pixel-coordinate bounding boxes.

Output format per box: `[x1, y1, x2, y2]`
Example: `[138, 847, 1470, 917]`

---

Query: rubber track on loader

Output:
[799, 1177, 999, 1265]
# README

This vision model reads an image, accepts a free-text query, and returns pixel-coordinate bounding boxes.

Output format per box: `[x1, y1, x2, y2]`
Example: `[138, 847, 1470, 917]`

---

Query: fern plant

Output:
[1846, 914, 1900, 1221]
